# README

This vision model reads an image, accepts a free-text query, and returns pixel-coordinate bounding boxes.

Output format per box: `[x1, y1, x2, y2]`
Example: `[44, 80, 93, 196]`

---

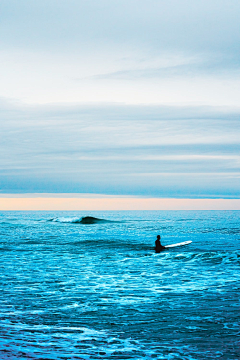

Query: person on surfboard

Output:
[155, 235, 165, 253]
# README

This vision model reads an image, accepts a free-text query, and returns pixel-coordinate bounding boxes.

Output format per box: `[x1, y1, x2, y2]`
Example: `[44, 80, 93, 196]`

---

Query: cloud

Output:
[0, 100, 240, 197]
[0, 1, 239, 198]
[85, 57, 240, 81]
[1, 1, 240, 104]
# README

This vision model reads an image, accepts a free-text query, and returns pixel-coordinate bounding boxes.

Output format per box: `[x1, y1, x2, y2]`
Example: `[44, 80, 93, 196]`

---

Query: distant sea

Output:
[0, 210, 239, 359]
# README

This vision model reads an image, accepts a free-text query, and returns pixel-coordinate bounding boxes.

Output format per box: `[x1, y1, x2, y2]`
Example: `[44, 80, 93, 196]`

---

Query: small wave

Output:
[48, 216, 112, 224]
[163, 251, 240, 265]
[202, 227, 240, 235]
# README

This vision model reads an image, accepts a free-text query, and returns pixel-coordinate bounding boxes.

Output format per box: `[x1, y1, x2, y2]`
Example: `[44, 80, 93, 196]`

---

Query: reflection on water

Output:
[0, 210, 239, 359]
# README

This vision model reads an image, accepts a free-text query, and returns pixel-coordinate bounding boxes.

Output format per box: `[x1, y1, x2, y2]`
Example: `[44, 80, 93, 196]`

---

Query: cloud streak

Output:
[0, 1, 240, 199]
[0, 1, 240, 104]
[1, 100, 240, 197]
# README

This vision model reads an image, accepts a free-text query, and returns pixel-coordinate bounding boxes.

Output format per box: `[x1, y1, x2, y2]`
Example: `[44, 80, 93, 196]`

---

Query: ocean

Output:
[0, 210, 239, 359]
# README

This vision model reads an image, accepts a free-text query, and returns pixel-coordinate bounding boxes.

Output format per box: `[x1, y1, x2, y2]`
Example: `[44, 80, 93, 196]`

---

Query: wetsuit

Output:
[155, 239, 165, 253]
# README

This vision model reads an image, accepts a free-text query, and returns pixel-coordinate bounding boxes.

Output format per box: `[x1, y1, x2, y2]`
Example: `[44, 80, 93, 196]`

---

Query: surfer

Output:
[155, 235, 165, 253]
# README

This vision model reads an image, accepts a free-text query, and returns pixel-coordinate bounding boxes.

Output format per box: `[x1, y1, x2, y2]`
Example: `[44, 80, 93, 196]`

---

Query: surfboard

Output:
[164, 240, 192, 248]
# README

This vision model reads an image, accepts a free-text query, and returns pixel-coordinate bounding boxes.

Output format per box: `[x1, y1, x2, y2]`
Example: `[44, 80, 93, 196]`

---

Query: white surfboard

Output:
[164, 240, 192, 248]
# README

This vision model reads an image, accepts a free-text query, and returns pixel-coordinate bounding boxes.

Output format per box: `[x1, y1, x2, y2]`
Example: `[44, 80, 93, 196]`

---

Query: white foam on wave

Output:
[0, 321, 199, 359]
[50, 217, 81, 223]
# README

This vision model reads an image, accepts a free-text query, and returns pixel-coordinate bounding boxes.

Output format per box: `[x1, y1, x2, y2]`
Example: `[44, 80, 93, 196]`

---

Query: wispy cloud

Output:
[1, 100, 240, 197]
[0, 1, 240, 198]
[84, 57, 240, 81]
[0, 1, 240, 104]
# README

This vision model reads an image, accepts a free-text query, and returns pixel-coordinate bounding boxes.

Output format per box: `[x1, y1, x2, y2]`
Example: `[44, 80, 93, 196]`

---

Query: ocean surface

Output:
[0, 210, 239, 360]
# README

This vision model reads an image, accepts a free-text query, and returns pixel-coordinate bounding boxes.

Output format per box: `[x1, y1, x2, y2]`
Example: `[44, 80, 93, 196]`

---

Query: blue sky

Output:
[1, 0, 240, 198]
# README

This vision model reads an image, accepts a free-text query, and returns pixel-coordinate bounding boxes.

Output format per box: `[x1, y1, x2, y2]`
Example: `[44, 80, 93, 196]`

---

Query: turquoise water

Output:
[0, 211, 239, 359]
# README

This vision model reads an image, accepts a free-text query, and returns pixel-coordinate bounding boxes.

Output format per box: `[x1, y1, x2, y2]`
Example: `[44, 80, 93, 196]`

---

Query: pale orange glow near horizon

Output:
[0, 196, 240, 211]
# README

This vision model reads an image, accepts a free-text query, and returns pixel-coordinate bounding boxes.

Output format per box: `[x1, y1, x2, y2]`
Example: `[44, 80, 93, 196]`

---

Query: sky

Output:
[1, 0, 240, 208]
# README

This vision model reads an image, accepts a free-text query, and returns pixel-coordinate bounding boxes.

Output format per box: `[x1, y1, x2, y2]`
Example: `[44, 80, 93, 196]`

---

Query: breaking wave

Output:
[48, 216, 112, 224]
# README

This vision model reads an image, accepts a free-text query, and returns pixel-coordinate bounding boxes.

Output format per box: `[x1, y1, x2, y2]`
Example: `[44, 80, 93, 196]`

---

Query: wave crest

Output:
[48, 216, 110, 224]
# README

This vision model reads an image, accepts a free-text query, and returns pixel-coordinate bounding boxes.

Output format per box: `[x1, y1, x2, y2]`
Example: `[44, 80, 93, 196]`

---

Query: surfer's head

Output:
[157, 235, 161, 240]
